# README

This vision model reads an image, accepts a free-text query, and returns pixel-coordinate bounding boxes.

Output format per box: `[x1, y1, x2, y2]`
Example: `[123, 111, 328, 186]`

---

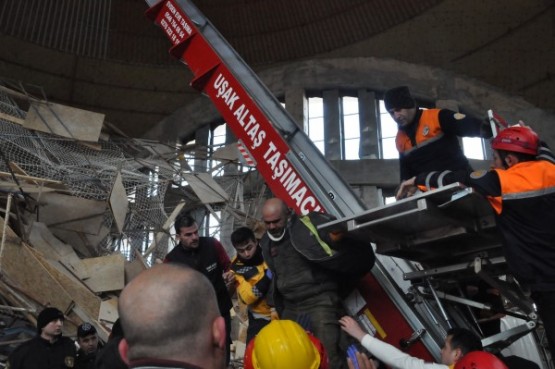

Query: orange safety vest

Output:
[395, 109, 443, 154]
[489, 160, 555, 214]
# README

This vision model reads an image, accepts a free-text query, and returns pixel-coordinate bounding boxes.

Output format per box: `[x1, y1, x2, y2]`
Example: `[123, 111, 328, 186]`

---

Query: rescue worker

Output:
[75, 323, 100, 369]
[260, 198, 375, 369]
[230, 226, 272, 344]
[164, 212, 234, 366]
[396, 125, 555, 357]
[243, 320, 329, 369]
[454, 351, 508, 369]
[340, 315, 482, 369]
[7, 307, 76, 369]
[118, 264, 227, 369]
[384, 86, 492, 181]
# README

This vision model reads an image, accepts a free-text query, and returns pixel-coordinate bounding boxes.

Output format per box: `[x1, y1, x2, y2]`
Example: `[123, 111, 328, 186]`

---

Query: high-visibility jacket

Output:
[490, 160, 555, 291]
[415, 159, 555, 291]
[231, 247, 272, 319]
[396, 109, 483, 180]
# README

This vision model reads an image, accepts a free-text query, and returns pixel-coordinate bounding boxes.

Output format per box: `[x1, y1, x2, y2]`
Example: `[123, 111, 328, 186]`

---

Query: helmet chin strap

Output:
[267, 228, 286, 242]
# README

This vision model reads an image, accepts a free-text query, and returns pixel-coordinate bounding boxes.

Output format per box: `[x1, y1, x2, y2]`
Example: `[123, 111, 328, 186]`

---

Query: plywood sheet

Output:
[109, 172, 128, 234]
[182, 173, 229, 204]
[80, 254, 125, 293]
[35, 192, 106, 235]
[212, 143, 239, 161]
[27, 222, 90, 280]
[31, 248, 101, 319]
[99, 296, 119, 325]
[3, 236, 74, 311]
[24, 101, 104, 142]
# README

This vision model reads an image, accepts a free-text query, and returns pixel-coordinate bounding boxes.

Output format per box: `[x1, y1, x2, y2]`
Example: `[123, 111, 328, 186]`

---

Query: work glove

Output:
[265, 268, 273, 280]
[270, 307, 279, 320]
[347, 344, 361, 369]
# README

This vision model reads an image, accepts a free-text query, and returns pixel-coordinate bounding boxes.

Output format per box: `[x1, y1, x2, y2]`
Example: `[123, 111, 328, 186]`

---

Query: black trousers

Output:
[531, 290, 555, 357]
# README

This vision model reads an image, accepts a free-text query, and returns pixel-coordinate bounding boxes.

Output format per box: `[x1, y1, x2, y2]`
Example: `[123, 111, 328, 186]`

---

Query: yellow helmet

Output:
[248, 320, 322, 369]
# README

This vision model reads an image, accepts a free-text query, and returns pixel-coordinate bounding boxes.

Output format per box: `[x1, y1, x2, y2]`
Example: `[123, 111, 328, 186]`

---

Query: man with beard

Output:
[260, 198, 375, 369]
[384, 86, 492, 182]
[7, 307, 76, 369]
[164, 212, 235, 367]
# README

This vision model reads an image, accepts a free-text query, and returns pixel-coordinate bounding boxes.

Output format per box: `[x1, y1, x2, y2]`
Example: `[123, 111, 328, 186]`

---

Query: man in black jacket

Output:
[397, 126, 555, 357]
[7, 307, 76, 369]
[384, 86, 492, 181]
[75, 323, 101, 369]
[164, 212, 234, 366]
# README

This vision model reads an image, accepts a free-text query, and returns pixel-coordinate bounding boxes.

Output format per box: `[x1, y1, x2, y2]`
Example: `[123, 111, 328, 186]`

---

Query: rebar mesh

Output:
[0, 88, 178, 261]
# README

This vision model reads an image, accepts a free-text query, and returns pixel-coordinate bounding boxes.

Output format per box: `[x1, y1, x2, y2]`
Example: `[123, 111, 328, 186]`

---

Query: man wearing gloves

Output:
[7, 307, 76, 369]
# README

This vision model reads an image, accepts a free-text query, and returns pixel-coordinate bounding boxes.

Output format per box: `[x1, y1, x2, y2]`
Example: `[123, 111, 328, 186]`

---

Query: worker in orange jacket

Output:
[396, 125, 555, 357]
[384, 86, 492, 181]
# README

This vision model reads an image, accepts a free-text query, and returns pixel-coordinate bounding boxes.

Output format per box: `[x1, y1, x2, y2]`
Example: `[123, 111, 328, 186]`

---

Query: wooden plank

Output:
[143, 200, 186, 258]
[125, 249, 149, 284]
[0, 111, 25, 125]
[99, 296, 119, 325]
[109, 172, 128, 234]
[0, 171, 64, 185]
[30, 247, 101, 319]
[27, 222, 90, 280]
[182, 172, 229, 204]
[212, 143, 240, 161]
[34, 193, 106, 235]
[2, 237, 74, 312]
[80, 254, 125, 293]
[24, 101, 104, 142]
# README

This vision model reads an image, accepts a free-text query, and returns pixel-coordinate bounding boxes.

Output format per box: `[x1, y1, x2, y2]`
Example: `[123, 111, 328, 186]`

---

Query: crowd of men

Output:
[6, 85, 553, 369]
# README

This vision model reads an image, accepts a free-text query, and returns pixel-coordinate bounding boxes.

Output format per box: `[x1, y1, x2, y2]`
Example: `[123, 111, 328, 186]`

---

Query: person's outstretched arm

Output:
[339, 316, 448, 369]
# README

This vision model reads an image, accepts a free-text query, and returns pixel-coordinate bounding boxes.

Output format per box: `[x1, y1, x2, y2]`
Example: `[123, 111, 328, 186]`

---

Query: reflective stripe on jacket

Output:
[491, 160, 555, 290]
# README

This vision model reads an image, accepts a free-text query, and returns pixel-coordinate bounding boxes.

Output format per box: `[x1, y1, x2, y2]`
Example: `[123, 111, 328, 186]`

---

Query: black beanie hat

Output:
[77, 322, 97, 338]
[37, 307, 64, 334]
[384, 86, 416, 112]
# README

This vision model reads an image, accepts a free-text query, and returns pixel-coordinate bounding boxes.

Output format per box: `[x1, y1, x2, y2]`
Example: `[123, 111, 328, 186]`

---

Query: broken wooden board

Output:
[24, 101, 105, 142]
[26, 222, 90, 280]
[109, 172, 128, 234]
[99, 296, 119, 325]
[182, 173, 229, 204]
[212, 143, 240, 161]
[34, 192, 106, 235]
[2, 233, 74, 312]
[51, 224, 110, 259]
[124, 249, 149, 284]
[29, 247, 101, 319]
[80, 254, 125, 293]
[143, 200, 186, 258]
[0, 111, 25, 125]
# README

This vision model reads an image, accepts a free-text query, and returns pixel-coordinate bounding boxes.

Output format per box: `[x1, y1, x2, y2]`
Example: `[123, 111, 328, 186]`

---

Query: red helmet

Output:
[491, 126, 539, 155]
[455, 351, 508, 369]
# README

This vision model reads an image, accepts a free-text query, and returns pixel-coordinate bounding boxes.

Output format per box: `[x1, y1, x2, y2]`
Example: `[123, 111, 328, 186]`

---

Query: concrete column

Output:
[224, 124, 238, 176]
[358, 89, 379, 159]
[194, 125, 210, 173]
[323, 89, 342, 160]
[284, 87, 307, 129]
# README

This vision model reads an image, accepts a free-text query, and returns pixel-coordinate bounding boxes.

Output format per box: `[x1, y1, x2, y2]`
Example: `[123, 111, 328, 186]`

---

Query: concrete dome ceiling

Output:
[1, 0, 554, 138]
